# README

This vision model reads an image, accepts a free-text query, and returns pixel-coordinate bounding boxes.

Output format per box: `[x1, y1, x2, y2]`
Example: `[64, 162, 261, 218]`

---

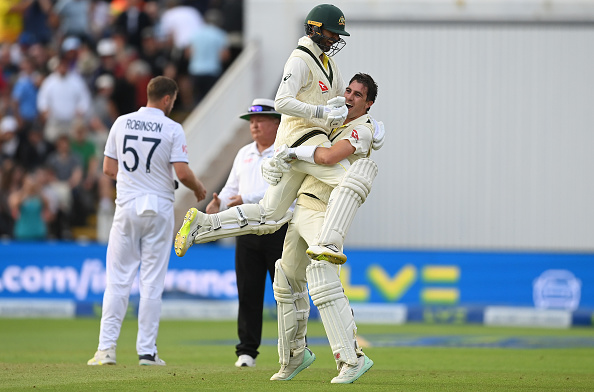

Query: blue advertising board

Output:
[1, 243, 593, 323]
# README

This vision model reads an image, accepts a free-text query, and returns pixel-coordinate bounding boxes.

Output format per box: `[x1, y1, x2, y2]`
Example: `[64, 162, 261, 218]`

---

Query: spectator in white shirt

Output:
[37, 54, 91, 144]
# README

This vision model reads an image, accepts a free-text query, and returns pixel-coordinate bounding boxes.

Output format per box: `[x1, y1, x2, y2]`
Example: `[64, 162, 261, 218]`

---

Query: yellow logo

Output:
[308, 20, 322, 27]
[338, 16, 346, 26]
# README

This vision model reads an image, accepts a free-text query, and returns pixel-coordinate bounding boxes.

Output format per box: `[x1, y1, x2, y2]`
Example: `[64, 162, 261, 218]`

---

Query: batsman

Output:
[175, 4, 383, 265]
[268, 72, 381, 384]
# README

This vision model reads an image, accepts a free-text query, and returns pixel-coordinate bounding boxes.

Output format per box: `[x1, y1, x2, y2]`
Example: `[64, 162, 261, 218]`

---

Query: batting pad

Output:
[273, 260, 309, 365]
[193, 205, 292, 244]
[315, 158, 378, 250]
[307, 261, 358, 367]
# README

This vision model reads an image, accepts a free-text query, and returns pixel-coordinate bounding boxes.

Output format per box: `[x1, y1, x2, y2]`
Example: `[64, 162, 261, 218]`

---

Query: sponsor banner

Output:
[0, 243, 238, 302]
[342, 250, 594, 311]
[1, 244, 593, 317]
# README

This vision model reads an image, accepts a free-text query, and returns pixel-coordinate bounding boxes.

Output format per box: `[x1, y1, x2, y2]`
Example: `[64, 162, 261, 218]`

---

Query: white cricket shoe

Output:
[235, 354, 256, 368]
[331, 354, 374, 384]
[174, 207, 210, 257]
[87, 345, 116, 365]
[139, 353, 166, 366]
[270, 347, 316, 381]
[306, 244, 347, 265]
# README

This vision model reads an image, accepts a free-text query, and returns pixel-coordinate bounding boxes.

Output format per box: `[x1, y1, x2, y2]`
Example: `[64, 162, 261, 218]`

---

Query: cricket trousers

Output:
[235, 224, 288, 358]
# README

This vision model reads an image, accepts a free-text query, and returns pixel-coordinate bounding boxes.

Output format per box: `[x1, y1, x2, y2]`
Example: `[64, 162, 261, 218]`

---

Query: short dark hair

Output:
[147, 76, 178, 102]
[349, 73, 378, 109]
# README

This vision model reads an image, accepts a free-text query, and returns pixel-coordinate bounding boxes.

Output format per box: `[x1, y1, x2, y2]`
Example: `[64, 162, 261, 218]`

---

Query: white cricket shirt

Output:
[217, 142, 273, 211]
[104, 106, 189, 204]
[274, 36, 347, 119]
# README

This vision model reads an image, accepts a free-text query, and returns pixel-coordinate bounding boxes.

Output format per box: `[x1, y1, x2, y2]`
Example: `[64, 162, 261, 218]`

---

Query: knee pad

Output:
[315, 158, 378, 250]
[306, 261, 358, 367]
[273, 260, 309, 365]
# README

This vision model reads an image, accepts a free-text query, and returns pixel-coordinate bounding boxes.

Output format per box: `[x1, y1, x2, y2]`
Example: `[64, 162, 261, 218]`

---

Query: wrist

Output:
[294, 145, 317, 164]
[314, 105, 324, 119]
[287, 148, 297, 160]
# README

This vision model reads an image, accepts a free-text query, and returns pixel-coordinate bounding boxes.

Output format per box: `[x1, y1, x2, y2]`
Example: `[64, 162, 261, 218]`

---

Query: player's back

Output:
[105, 107, 187, 204]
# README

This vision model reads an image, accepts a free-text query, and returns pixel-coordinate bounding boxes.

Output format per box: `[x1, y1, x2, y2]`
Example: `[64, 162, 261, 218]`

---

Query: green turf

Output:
[1, 318, 593, 391]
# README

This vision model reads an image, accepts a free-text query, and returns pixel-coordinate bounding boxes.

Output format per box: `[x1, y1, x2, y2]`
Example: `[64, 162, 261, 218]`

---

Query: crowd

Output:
[0, 0, 242, 241]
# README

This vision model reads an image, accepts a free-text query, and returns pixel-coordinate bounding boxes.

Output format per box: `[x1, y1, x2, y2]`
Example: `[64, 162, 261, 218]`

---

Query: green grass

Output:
[1, 318, 593, 391]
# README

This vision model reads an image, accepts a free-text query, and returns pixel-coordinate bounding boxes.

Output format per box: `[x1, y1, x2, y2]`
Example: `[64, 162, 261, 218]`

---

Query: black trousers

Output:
[235, 224, 288, 358]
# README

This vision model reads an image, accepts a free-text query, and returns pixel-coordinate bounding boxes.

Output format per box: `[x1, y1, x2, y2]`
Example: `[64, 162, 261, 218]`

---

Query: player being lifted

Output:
[174, 4, 383, 264]
[266, 72, 380, 384]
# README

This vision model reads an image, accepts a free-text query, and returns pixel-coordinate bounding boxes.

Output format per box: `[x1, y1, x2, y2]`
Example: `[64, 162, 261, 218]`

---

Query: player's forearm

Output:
[103, 156, 118, 179]
[179, 176, 202, 192]
[274, 95, 317, 119]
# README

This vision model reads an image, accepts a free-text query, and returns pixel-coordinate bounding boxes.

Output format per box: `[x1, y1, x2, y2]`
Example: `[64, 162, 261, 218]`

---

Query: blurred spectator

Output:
[45, 134, 83, 231]
[219, 0, 243, 68]
[187, 8, 229, 105]
[91, 37, 120, 87]
[187, 0, 210, 15]
[27, 42, 51, 75]
[91, 74, 117, 129]
[111, 59, 150, 116]
[37, 54, 91, 143]
[160, 0, 203, 110]
[143, 0, 163, 39]
[61, 35, 82, 71]
[70, 121, 98, 223]
[14, 127, 54, 171]
[76, 40, 101, 87]
[35, 165, 61, 238]
[140, 27, 170, 77]
[0, 0, 243, 242]
[160, 0, 203, 55]
[70, 120, 97, 183]
[113, 0, 153, 55]
[20, 0, 53, 45]
[8, 171, 50, 240]
[0, 116, 19, 164]
[0, 44, 19, 83]
[10, 55, 40, 133]
[0, 0, 24, 43]
[52, 0, 92, 42]
[0, 160, 23, 237]
[89, 0, 111, 41]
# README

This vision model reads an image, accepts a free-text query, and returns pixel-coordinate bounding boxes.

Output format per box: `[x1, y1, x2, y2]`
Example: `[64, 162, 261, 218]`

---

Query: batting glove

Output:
[370, 117, 385, 151]
[261, 157, 291, 186]
[275, 144, 318, 164]
[314, 96, 348, 128]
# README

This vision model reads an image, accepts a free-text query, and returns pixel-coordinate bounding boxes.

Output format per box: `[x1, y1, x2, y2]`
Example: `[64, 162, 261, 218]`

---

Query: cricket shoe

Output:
[235, 354, 256, 367]
[139, 353, 166, 366]
[331, 354, 374, 384]
[87, 345, 116, 365]
[306, 244, 347, 265]
[174, 207, 211, 257]
[270, 347, 316, 381]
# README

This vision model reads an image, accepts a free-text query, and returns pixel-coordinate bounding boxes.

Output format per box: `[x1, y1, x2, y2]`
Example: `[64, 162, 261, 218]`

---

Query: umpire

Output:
[205, 99, 289, 367]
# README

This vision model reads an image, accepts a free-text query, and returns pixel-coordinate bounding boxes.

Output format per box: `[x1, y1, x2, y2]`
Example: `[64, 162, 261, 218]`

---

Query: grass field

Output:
[1, 318, 593, 391]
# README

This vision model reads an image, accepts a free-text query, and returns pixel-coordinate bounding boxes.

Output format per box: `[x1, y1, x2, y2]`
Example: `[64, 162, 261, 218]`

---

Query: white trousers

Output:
[260, 157, 349, 222]
[98, 196, 173, 356]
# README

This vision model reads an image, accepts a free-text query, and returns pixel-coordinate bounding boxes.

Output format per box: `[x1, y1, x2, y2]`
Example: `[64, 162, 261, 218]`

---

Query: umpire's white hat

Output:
[239, 98, 281, 121]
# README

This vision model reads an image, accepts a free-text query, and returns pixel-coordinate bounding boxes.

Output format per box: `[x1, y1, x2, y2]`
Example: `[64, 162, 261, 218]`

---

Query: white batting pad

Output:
[193, 205, 292, 244]
[315, 158, 378, 250]
[273, 260, 309, 365]
[306, 261, 358, 367]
